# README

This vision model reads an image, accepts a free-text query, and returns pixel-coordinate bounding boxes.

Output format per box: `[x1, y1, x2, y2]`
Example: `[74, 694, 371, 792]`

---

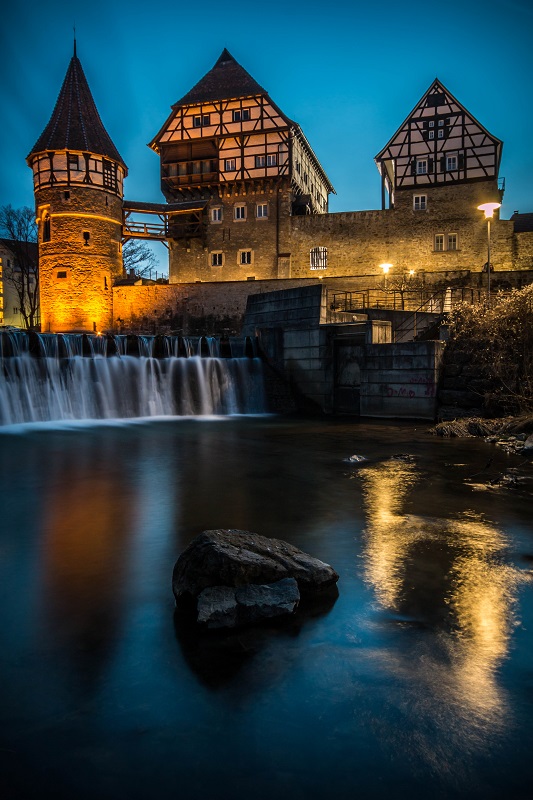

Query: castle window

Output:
[434, 234, 445, 252]
[239, 250, 253, 265]
[234, 204, 246, 221]
[310, 246, 327, 270]
[42, 213, 51, 242]
[211, 251, 223, 266]
[64, 191, 70, 200]
[102, 159, 116, 190]
[438, 119, 444, 126]
[193, 114, 210, 128]
[68, 154, 79, 170]
[83, 231, 90, 246]
[429, 120, 435, 128]
[232, 109, 250, 122]
[266, 154, 278, 167]
[413, 195, 427, 211]
[56, 271, 67, 279]
[447, 233, 458, 251]
[211, 207, 223, 223]
[224, 158, 236, 172]
[429, 130, 435, 140]
[416, 159, 428, 175]
[446, 155, 458, 171]
[438, 129, 444, 139]
[256, 203, 268, 218]
[255, 155, 266, 168]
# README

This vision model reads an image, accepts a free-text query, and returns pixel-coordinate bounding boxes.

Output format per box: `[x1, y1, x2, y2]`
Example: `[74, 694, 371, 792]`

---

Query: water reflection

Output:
[359, 459, 520, 730]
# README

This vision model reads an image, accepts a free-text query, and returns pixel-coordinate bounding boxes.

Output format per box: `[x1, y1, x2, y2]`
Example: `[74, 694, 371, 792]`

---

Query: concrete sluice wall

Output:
[0, 331, 265, 425]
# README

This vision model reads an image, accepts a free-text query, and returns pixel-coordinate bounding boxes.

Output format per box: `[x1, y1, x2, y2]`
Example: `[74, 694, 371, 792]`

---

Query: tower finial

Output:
[73, 26, 77, 57]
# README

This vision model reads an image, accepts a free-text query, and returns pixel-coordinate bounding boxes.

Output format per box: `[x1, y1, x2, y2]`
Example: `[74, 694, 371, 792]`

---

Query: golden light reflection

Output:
[359, 461, 523, 727]
[359, 460, 418, 608]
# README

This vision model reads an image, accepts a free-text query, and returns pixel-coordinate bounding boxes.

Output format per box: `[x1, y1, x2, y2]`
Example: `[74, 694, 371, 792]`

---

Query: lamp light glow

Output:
[477, 202, 501, 219]
[379, 262, 392, 275]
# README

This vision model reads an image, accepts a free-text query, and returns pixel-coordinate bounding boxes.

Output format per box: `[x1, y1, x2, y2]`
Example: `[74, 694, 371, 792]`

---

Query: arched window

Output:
[310, 246, 327, 270]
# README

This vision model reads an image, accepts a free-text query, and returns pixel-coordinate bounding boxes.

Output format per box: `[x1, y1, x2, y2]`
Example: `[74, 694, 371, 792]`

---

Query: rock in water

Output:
[172, 529, 339, 603]
[197, 578, 300, 629]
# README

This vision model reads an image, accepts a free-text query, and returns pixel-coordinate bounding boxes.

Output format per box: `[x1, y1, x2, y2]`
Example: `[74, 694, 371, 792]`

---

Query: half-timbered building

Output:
[149, 49, 334, 282]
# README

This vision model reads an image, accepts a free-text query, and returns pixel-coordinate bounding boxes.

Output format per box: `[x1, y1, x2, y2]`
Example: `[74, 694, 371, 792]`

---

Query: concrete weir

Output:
[243, 284, 445, 420]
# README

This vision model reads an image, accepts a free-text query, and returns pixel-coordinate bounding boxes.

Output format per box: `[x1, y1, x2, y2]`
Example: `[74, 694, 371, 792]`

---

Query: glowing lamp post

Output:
[477, 202, 501, 307]
[380, 262, 393, 289]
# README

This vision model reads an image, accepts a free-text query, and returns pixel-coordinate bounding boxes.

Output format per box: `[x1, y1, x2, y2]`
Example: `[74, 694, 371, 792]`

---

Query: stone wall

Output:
[112, 268, 533, 335]
[163, 179, 524, 284]
[169, 188, 292, 283]
[290, 182, 515, 278]
[37, 185, 123, 332]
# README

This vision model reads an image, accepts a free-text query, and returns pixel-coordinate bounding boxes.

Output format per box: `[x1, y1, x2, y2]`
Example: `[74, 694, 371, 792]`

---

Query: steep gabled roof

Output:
[172, 49, 267, 107]
[375, 78, 502, 163]
[27, 49, 126, 170]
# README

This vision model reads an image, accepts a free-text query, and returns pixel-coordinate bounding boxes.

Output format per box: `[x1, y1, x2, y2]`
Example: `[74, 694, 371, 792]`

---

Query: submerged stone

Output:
[172, 528, 339, 605]
[197, 578, 300, 629]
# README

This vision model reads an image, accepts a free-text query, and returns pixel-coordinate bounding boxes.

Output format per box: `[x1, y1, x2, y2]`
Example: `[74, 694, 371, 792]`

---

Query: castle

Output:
[26, 46, 533, 333]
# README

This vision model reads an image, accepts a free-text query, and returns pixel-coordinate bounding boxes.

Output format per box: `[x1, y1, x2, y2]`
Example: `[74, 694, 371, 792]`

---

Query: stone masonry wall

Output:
[37, 185, 123, 332]
[290, 182, 514, 278]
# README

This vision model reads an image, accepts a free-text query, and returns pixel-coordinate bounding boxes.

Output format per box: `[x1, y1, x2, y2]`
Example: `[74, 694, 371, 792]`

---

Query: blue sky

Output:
[1, 0, 532, 268]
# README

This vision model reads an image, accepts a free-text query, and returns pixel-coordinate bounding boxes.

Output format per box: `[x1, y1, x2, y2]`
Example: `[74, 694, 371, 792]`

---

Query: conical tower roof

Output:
[172, 49, 267, 107]
[27, 48, 126, 170]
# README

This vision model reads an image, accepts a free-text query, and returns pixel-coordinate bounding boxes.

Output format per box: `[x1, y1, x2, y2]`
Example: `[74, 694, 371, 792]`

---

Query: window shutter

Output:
[458, 153, 465, 170]
[440, 156, 446, 172]
[428, 158, 434, 173]
[411, 160, 417, 175]
[422, 120, 428, 129]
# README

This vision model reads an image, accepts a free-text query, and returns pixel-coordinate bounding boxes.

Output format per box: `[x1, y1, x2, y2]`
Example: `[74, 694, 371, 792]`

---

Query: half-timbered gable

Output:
[375, 79, 502, 208]
[149, 49, 332, 210]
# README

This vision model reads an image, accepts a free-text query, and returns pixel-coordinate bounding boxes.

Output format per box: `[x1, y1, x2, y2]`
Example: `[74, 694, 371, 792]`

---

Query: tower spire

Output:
[73, 26, 76, 57]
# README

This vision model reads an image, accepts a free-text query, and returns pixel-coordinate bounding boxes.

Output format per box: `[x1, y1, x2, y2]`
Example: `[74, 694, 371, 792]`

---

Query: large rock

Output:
[196, 578, 300, 629]
[172, 529, 339, 604]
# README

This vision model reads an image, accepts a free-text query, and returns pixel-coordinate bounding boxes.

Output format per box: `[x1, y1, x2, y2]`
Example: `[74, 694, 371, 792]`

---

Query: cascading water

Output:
[0, 331, 266, 425]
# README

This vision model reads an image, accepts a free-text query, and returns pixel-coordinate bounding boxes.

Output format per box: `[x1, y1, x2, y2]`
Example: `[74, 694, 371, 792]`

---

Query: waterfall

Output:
[0, 332, 266, 425]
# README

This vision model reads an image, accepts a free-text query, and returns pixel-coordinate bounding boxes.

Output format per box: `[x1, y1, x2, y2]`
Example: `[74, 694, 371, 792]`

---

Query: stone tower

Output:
[26, 44, 127, 332]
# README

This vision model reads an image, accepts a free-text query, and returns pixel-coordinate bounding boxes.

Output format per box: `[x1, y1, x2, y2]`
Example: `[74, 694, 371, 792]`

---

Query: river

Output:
[0, 417, 532, 799]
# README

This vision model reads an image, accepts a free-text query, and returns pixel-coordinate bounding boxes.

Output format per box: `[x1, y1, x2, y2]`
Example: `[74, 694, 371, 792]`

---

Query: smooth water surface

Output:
[1, 418, 532, 799]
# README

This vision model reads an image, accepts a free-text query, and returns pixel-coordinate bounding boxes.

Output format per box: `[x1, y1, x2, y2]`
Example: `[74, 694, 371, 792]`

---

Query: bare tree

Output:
[0, 205, 39, 329]
[122, 239, 159, 278]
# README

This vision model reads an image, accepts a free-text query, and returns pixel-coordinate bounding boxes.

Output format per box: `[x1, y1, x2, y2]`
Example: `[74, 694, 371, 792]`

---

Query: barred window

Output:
[310, 246, 327, 270]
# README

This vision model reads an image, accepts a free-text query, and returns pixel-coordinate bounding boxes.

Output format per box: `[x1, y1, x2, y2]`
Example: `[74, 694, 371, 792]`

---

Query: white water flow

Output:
[0, 336, 266, 424]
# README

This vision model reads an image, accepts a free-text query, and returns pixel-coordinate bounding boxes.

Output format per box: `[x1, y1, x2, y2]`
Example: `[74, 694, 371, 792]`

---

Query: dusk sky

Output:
[1, 0, 532, 269]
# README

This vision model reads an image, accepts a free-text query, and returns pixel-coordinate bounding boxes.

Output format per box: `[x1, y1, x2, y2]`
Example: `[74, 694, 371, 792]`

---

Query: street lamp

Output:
[380, 262, 393, 289]
[477, 202, 501, 307]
